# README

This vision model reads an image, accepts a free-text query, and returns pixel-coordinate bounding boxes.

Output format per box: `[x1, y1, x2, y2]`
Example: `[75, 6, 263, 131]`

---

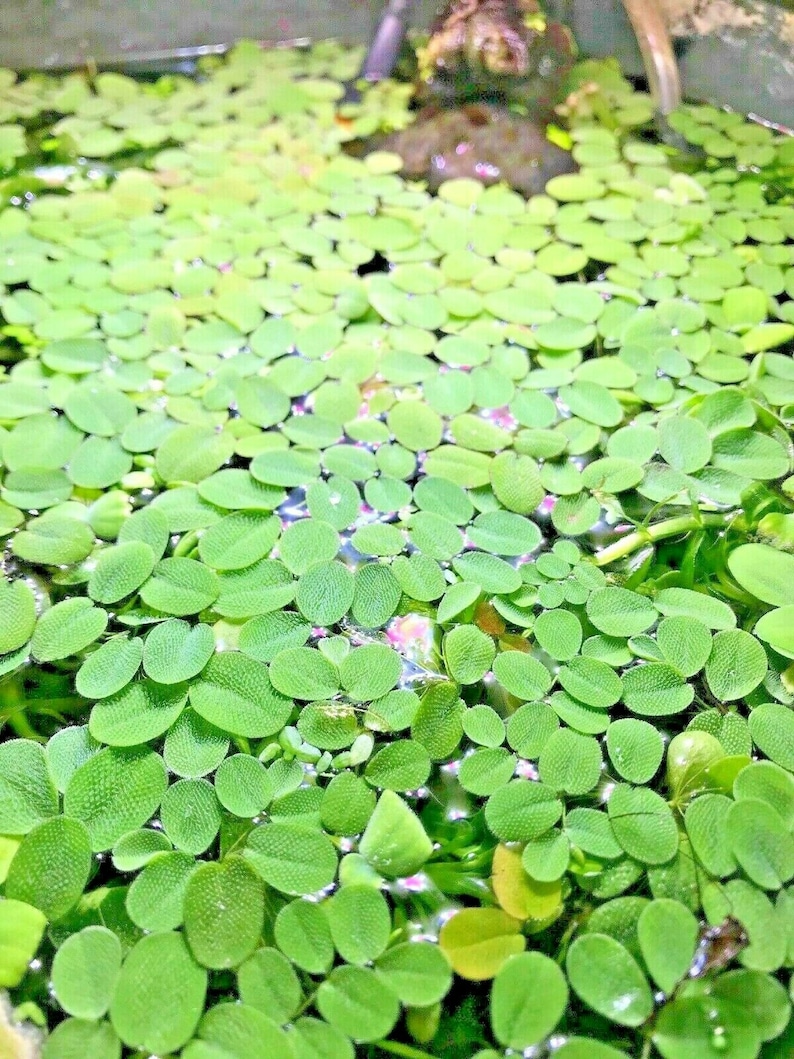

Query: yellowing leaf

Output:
[492, 844, 563, 925]
[439, 907, 525, 980]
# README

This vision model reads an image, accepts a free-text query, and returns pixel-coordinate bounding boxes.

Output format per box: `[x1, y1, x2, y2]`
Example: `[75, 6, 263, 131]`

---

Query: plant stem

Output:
[173, 529, 200, 557]
[375, 1041, 439, 1059]
[593, 513, 729, 567]
[292, 988, 318, 1019]
[0, 676, 45, 741]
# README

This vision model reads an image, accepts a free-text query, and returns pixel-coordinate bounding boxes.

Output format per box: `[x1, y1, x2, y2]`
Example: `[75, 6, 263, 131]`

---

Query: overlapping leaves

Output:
[0, 36, 793, 1059]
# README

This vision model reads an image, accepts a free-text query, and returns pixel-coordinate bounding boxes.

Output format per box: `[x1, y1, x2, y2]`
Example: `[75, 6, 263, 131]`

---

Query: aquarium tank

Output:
[0, 2, 793, 1058]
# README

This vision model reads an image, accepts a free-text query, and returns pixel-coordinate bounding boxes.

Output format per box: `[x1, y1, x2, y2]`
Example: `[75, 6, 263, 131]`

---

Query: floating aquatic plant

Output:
[0, 36, 793, 1059]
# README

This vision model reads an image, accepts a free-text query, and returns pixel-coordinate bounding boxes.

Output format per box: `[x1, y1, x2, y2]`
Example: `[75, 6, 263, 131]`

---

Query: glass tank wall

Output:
[2, 0, 792, 127]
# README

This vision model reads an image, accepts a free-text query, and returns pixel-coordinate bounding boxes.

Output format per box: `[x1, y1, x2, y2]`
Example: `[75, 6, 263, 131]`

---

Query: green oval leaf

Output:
[637, 899, 699, 994]
[0, 898, 47, 987]
[51, 926, 122, 1019]
[31, 598, 108, 663]
[125, 850, 196, 932]
[567, 933, 653, 1027]
[269, 646, 339, 701]
[64, 747, 167, 851]
[160, 778, 221, 855]
[316, 965, 399, 1043]
[245, 822, 338, 896]
[190, 653, 292, 737]
[237, 947, 302, 1023]
[705, 629, 767, 702]
[374, 941, 452, 1007]
[184, 856, 265, 968]
[88, 678, 187, 747]
[607, 784, 679, 865]
[109, 932, 207, 1054]
[5, 817, 92, 921]
[139, 557, 220, 617]
[142, 619, 214, 684]
[728, 544, 794, 606]
[358, 790, 433, 878]
[88, 541, 156, 604]
[727, 798, 794, 890]
[444, 624, 496, 685]
[325, 884, 391, 965]
[0, 739, 58, 835]
[75, 635, 143, 700]
[0, 580, 36, 655]
[490, 951, 568, 1048]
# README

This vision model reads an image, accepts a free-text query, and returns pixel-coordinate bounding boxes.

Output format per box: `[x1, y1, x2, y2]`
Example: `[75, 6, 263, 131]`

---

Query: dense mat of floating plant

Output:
[0, 38, 794, 1059]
